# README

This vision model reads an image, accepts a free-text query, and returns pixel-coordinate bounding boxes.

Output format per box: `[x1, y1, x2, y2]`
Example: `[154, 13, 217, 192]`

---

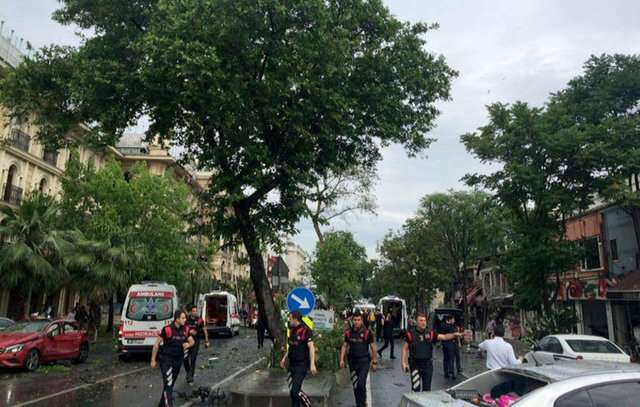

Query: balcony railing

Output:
[2, 185, 23, 206]
[10, 129, 31, 152]
[43, 150, 59, 167]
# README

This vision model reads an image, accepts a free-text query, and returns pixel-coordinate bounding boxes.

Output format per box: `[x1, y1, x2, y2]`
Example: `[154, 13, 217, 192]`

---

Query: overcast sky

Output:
[2, 0, 640, 258]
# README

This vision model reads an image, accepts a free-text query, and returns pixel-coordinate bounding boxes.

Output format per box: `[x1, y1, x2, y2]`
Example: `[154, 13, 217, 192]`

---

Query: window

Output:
[555, 391, 593, 407]
[565, 339, 622, 354]
[581, 237, 602, 270]
[47, 323, 61, 337]
[126, 297, 173, 321]
[610, 239, 619, 261]
[63, 322, 78, 334]
[588, 381, 640, 407]
[547, 338, 564, 354]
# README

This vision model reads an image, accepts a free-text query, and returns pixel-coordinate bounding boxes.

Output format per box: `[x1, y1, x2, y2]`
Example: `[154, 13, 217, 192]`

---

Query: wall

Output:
[602, 206, 638, 277]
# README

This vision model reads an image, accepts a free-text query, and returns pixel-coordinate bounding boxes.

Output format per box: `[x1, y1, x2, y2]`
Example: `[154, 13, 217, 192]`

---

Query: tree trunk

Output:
[234, 204, 285, 349]
[311, 217, 324, 244]
[107, 293, 114, 331]
[630, 208, 640, 269]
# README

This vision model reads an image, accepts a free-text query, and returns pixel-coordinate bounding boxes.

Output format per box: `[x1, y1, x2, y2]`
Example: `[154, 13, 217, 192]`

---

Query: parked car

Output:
[0, 317, 15, 331]
[525, 334, 631, 364]
[398, 360, 640, 406]
[0, 319, 89, 371]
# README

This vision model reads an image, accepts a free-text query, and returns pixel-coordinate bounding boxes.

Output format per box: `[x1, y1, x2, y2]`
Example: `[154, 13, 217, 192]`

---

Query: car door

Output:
[531, 336, 555, 364]
[60, 322, 82, 358]
[42, 322, 63, 361]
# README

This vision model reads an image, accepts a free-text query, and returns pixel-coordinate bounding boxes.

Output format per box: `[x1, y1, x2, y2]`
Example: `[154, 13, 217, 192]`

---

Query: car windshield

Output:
[3, 321, 48, 333]
[566, 339, 622, 354]
[126, 297, 173, 321]
[447, 370, 548, 406]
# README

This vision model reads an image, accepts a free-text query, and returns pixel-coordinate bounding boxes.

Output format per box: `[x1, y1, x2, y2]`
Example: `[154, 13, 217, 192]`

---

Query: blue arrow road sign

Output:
[287, 287, 316, 316]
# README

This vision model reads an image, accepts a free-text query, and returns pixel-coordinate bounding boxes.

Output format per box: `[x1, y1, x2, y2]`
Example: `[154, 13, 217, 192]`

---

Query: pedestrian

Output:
[401, 313, 463, 392]
[75, 305, 89, 331]
[377, 309, 395, 359]
[340, 311, 378, 407]
[67, 303, 78, 321]
[478, 325, 520, 369]
[454, 319, 463, 376]
[368, 310, 375, 333]
[184, 304, 210, 384]
[151, 310, 194, 407]
[375, 310, 383, 342]
[439, 315, 459, 379]
[88, 302, 101, 342]
[257, 314, 266, 349]
[280, 311, 316, 407]
[241, 308, 248, 328]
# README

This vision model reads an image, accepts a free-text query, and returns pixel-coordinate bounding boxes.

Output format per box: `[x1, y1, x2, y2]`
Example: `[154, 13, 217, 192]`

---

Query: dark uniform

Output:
[345, 326, 373, 407]
[375, 312, 383, 342]
[288, 324, 313, 407]
[439, 321, 457, 379]
[158, 323, 188, 407]
[405, 327, 437, 391]
[184, 315, 205, 383]
[378, 314, 395, 358]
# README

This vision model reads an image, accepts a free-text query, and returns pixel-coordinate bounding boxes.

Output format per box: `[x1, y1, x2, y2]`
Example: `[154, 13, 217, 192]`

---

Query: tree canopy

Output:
[462, 54, 640, 310]
[309, 231, 368, 307]
[0, 0, 456, 345]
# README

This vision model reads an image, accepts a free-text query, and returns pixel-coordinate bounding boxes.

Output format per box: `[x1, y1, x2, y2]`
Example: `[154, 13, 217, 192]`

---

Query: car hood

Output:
[0, 332, 40, 348]
[398, 390, 475, 407]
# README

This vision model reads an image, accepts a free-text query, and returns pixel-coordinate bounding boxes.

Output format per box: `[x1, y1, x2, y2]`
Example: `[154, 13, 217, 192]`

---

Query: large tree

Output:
[58, 153, 195, 327]
[0, 193, 82, 318]
[376, 219, 450, 313]
[0, 0, 455, 346]
[303, 165, 377, 243]
[309, 231, 367, 307]
[462, 54, 640, 310]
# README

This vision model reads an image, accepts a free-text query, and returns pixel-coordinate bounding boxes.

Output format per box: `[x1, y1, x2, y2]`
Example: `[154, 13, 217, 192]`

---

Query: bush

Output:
[313, 326, 344, 372]
[523, 307, 579, 346]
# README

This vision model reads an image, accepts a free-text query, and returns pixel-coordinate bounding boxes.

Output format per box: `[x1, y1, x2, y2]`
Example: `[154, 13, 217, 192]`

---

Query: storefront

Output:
[606, 270, 640, 358]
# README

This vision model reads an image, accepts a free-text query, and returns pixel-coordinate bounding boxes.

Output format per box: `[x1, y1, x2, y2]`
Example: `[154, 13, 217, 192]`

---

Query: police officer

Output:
[280, 311, 317, 407]
[439, 314, 459, 379]
[340, 311, 378, 407]
[377, 309, 395, 359]
[184, 304, 209, 383]
[151, 310, 195, 407]
[401, 313, 462, 391]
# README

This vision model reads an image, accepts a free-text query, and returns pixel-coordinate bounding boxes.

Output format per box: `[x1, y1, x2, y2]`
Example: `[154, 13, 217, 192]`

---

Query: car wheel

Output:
[74, 342, 89, 364]
[24, 349, 40, 372]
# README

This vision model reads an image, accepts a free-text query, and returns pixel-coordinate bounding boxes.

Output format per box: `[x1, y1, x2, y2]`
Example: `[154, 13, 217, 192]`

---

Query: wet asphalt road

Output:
[0, 328, 269, 407]
[333, 339, 465, 407]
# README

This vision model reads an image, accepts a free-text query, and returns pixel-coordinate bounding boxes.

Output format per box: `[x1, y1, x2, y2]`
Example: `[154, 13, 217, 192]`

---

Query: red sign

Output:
[129, 291, 173, 298]
[122, 330, 159, 338]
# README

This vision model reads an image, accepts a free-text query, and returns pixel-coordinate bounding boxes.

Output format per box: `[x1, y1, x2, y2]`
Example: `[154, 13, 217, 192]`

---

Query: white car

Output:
[398, 361, 640, 407]
[525, 334, 631, 364]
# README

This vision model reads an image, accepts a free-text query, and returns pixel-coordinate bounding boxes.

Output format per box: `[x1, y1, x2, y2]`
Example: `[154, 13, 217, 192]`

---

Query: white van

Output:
[377, 295, 408, 337]
[118, 282, 179, 355]
[198, 291, 240, 337]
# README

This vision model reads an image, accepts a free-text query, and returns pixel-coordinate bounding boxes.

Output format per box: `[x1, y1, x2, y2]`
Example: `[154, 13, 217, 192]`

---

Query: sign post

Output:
[286, 287, 316, 316]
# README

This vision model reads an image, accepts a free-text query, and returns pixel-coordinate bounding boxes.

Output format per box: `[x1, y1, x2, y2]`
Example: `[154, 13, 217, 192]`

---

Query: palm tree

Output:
[65, 237, 143, 330]
[0, 193, 77, 316]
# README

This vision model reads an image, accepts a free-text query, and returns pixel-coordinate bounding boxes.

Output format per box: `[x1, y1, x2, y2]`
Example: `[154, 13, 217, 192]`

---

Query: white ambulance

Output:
[118, 282, 179, 356]
[198, 291, 241, 337]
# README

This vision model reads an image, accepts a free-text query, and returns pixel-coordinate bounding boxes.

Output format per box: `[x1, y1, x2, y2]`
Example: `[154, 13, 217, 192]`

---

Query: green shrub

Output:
[523, 307, 579, 346]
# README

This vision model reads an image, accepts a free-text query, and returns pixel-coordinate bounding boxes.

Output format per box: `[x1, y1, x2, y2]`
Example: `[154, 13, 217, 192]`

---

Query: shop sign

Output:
[556, 278, 618, 301]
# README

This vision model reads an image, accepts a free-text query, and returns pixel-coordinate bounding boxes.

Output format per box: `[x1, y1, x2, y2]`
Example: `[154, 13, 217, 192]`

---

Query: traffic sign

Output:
[287, 287, 316, 316]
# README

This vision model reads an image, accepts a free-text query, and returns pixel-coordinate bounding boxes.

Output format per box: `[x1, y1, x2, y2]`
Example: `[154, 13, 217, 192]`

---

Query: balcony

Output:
[10, 129, 31, 152]
[43, 150, 59, 167]
[2, 185, 23, 206]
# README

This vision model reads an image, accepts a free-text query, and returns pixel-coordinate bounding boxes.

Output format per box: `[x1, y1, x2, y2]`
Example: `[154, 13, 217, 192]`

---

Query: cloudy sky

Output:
[2, 0, 640, 258]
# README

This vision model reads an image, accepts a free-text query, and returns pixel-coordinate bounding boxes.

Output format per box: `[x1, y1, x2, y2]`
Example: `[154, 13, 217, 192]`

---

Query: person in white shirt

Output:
[478, 325, 520, 369]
